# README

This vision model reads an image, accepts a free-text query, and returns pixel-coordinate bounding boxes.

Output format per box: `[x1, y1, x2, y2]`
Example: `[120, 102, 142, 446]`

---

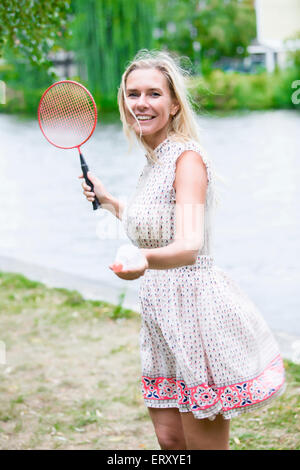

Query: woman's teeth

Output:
[137, 116, 154, 121]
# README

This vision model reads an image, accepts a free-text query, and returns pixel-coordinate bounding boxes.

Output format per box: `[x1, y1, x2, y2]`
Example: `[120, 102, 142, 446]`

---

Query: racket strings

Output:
[42, 88, 93, 125]
[41, 84, 94, 128]
[39, 82, 97, 148]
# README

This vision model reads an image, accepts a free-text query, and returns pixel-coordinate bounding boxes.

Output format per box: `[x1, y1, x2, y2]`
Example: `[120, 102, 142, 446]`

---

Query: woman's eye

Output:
[152, 92, 160, 97]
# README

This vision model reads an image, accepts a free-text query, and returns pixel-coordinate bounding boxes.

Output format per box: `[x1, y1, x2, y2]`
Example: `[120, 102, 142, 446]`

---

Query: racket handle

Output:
[79, 153, 101, 210]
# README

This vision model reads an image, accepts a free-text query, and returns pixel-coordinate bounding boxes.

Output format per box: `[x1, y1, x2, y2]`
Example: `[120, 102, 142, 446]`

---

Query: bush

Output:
[1, 62, 299, 115]
[0, 60, 119, 116]
[188, 67, 300, 111]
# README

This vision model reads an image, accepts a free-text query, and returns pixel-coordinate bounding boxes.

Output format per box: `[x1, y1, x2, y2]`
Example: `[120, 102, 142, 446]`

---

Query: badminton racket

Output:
[38, 80, 100, 210]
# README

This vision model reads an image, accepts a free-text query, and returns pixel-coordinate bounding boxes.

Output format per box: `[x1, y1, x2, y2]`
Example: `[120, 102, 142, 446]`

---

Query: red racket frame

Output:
[38, 79, 100, 210]
[37, 79, 98, 152]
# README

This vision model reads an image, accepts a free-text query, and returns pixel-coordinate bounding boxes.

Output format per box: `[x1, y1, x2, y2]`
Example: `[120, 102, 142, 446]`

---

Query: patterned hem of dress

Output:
[143, 382, 286, 421]
[141, 354, 286, 421]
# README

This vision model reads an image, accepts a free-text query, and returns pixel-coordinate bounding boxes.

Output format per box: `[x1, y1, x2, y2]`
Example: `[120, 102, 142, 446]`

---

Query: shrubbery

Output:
[188, 67, 300, 111]
[1, 62, 299, 115]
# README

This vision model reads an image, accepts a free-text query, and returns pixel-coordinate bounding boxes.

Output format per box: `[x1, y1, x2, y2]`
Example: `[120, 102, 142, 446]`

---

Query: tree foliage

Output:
[154, 0, 256, 74]
[0, 0, 71, 68]
[284, 31, 300, 71]
[70, 0, 155, 102]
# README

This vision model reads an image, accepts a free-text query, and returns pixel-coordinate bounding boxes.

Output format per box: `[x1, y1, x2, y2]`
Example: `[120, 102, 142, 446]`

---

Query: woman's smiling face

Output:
[124, 68, 179, 149]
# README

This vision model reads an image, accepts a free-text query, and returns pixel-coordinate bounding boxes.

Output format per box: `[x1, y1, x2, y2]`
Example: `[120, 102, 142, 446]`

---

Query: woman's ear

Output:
[171, 100, 180, 116]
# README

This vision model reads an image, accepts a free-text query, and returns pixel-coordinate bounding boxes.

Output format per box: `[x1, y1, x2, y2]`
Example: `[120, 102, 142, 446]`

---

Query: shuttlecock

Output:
[114, 244, 146, 271]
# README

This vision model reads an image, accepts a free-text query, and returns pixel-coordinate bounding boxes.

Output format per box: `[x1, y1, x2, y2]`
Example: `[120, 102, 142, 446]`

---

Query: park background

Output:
[0, 0, 299, 450]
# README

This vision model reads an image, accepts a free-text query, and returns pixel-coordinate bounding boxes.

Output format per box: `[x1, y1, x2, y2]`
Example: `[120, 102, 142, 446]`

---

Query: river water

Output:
[0, 110, 299, 345]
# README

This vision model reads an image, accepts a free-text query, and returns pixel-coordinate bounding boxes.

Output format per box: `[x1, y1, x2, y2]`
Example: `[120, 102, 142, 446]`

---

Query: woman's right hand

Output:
[78, 171, 111, 205]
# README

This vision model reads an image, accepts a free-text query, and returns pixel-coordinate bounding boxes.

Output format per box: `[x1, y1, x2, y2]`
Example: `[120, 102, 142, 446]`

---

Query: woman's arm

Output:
[140, 240, 199, 270]
[140, 150, 208, 270]
[102, 195, 125, 221]
[79, 171, 125, 221]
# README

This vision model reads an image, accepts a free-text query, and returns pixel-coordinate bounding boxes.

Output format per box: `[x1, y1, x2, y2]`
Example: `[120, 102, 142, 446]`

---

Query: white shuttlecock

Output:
[114, 244, 146, 270]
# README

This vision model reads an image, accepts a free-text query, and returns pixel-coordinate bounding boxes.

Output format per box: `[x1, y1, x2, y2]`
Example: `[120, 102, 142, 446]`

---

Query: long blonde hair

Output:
[117, 49, 204, 163]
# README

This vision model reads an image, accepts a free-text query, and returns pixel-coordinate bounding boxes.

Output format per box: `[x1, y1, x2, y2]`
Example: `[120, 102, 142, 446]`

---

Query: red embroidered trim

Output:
[141, 355, 285, 412]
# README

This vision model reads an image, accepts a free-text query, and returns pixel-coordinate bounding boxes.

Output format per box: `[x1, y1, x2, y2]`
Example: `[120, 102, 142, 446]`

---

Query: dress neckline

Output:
[153, 137, 171, 154]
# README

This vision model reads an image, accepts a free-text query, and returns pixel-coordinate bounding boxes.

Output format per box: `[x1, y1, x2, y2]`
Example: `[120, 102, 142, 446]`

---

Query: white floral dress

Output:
[122, 136, 285, 420]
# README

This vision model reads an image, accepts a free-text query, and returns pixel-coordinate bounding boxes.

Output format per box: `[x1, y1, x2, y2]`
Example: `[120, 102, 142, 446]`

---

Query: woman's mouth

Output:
[136, 115, 155, 121]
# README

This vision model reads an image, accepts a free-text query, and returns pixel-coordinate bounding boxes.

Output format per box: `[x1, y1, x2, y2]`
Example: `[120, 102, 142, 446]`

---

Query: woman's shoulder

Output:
[168, 136, 213, 184]
[167, 137, 208, 165]
[168, 136, 205, 155]
[168, 136, 223, 208]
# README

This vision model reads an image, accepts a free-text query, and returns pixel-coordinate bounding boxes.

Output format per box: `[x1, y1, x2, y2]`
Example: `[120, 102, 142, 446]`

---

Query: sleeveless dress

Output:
[122, 136, 285, 421]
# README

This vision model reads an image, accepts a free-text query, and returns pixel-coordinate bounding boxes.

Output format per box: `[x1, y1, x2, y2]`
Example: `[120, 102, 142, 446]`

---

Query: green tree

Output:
[71, 0, 156, 104]
[154, 0, 256, 74]
[0, 0, 71, 69]
[284, 31, 300, 71]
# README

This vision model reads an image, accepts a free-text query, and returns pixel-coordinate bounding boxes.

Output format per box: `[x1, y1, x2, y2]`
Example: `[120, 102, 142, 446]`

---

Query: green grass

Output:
[229, 359, 299, 450]
[0, 270, 299, 450]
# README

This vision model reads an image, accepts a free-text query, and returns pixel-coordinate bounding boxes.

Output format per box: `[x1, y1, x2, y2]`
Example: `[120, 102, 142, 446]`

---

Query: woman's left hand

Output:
[109, 256, 149, 280]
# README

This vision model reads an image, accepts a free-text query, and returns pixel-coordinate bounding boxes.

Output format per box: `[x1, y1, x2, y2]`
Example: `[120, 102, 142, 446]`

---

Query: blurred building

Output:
[47, 50, 78, 79]
[248, 0, 300, 72]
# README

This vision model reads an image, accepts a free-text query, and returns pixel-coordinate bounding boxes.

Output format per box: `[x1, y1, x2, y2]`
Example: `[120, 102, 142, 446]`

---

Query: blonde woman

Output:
[80, 50, 285, 450]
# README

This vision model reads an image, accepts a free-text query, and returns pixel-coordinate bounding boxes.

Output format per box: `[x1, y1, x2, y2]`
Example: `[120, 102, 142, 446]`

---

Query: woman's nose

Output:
[136, 94, 148, 108]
